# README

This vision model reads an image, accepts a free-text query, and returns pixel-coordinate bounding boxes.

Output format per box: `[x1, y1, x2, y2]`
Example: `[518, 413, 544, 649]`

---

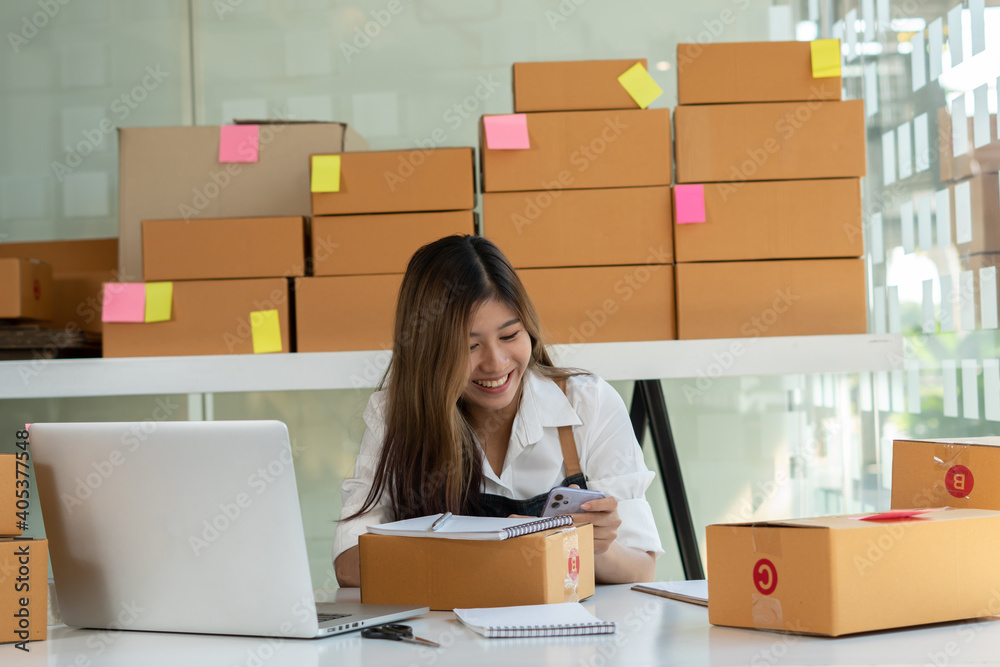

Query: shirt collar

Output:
[511, 370, 584, 449]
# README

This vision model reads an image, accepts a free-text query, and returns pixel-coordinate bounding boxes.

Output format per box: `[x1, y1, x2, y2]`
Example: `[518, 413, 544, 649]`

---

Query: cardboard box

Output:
[673, 179, 863, 262]
[0, 455, 23, 537]
[484, 187, 672, 268]
[295, 275, 402, 352]
[677, 41, 842, 105]
[0, 239, 117, 333]
[513, 59, 647, 112]
[480, 109, 672, 193]
[519, 265, 675, 344]
[891, 437, 1000, 510]
[310, 148, 475, 216]
[360, 523, 594, 610]
[674, 100, 866, 183]
[708, 509, 1000, 636]
[0, 258, 53, 321]
[102, 278, 291, 358]
[119, 122, 367, 282]
[311, 211, 474, 276]
[0, 539, 47, 644]
[938, 107, 1000, 183]
[143, 217, 306, 281]
[675, 259, 867, 339]
[950, 174, 1000, 256]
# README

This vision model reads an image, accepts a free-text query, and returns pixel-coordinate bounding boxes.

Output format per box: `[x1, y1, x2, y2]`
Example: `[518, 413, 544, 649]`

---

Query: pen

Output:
[430, 511, 453, 531]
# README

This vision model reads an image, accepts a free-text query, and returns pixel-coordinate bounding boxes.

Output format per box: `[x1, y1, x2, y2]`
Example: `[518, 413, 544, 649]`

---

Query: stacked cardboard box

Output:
[936, 109, 1000, 327]
[0, 258, 52, 322]
[0, 239, 117, 334]
[108, 121, 371, 357]
[482, 59, 675, 344]
[303, 148, 476, 351]
[674, 41, 867, 339]
[1, 454, 47, 645]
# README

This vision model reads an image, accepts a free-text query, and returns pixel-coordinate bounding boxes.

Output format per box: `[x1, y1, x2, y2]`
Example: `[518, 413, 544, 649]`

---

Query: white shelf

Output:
[0, 334, 902, 399]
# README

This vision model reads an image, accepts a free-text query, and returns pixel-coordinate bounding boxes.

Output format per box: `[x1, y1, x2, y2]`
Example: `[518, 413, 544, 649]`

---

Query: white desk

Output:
[3, 584, 998, 666]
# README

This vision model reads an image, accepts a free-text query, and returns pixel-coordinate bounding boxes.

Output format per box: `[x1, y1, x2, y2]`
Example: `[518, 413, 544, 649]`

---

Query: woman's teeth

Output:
[473, 373, 510, 388]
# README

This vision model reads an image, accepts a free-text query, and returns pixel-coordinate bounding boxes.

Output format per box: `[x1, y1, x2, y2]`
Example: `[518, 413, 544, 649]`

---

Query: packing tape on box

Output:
[935, 443, 974, 500]
[561, 527, 580, 602]
[750, 525, 783, 629]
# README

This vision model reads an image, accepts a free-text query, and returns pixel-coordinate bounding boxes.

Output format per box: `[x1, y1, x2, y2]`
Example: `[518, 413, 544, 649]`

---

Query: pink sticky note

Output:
[675, 184, 706, 224]
[484, 114, 530, 150]
[219, 124, 259, 163]
[102, 283, 146, 323]
[854, 508, 947, 521]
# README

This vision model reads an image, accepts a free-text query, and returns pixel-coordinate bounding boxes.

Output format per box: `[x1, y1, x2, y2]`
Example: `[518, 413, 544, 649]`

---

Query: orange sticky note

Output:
[250, 310, 282, 354]
[102, 283, 145, 322]
[311, 155, 341, 193]
[810, 39, 841, 78]
[617, 62, 663, 109]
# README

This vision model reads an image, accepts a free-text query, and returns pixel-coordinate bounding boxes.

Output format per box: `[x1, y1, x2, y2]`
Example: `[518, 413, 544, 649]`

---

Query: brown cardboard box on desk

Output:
[891, 437, 1000, 510]
[0, 258, 53, 321]
[0, 455, 23, 537]
[0, 538, 47, 644]
[675, 258, 867, 339]
[672, 179, 863, 262]
[310, 148, 475, 216]
[142, 217, 306, 281]
[311, 211, 474, 276]
[102, 278, 291, 357]
[360, 523, 594, 610]
[707, 509, 1000, 636]
[512, 59, 647, 112]
[676, 41, 842, 105]
[484, 186, 673, 268]
[0, 239, 116, 333]
[480, 108, 672, 193]
[674, 100, 865, 183]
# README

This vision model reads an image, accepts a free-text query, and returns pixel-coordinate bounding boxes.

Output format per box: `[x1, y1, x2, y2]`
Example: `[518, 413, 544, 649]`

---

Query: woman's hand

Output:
[568, 495, 621, 555]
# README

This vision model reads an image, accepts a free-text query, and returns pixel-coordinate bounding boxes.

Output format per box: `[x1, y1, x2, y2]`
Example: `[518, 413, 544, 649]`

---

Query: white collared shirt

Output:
[332, 370, 664, 562]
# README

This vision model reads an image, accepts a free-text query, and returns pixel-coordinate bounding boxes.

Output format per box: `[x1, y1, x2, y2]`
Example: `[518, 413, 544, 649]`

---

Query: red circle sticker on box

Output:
[946, 465, 974, 498]
[753, 558, 778, 595]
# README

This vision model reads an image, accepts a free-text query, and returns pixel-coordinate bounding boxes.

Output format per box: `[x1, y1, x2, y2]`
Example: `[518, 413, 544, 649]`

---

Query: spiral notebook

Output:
[366, 513, 573, 540]
[454, 602, 616, 638]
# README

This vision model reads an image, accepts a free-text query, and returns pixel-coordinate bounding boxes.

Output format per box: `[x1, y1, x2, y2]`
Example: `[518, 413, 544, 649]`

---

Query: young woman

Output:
[333, 235, 662, 586]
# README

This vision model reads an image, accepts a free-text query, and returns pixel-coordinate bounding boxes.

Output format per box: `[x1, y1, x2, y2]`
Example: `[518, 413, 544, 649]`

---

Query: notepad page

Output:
[638, 580, 708, 601]
[454, 602, 607, 630]
[368, 514, 566, 536]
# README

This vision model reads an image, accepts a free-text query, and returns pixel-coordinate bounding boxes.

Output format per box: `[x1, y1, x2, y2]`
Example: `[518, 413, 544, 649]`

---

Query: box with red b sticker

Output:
[891, 437, 1000, 510]
[707, 509, 1000, 636]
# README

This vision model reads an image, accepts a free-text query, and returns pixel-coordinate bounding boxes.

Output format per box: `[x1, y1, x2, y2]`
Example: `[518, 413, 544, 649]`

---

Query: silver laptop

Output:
[30, 420, 427, 638]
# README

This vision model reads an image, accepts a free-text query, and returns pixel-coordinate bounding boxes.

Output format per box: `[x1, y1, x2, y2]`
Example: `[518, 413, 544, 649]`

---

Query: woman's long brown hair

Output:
[346, 235, 580, 521]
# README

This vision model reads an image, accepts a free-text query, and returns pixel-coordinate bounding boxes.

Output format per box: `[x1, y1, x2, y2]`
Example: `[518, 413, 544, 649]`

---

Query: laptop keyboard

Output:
[317, 612, 350, 622]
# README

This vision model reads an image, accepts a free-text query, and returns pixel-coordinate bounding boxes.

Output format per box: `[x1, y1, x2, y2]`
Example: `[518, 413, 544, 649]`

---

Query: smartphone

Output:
[541, 486, 606, 517]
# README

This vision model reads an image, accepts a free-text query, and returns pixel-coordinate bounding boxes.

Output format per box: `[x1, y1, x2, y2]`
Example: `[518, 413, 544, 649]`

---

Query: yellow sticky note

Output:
[311, 155, 341, 193]
[144, 282, 173, 323]
[617, 62, 663, 110]
[810, 39, 841, 78]
[250, 309, 282, 354]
